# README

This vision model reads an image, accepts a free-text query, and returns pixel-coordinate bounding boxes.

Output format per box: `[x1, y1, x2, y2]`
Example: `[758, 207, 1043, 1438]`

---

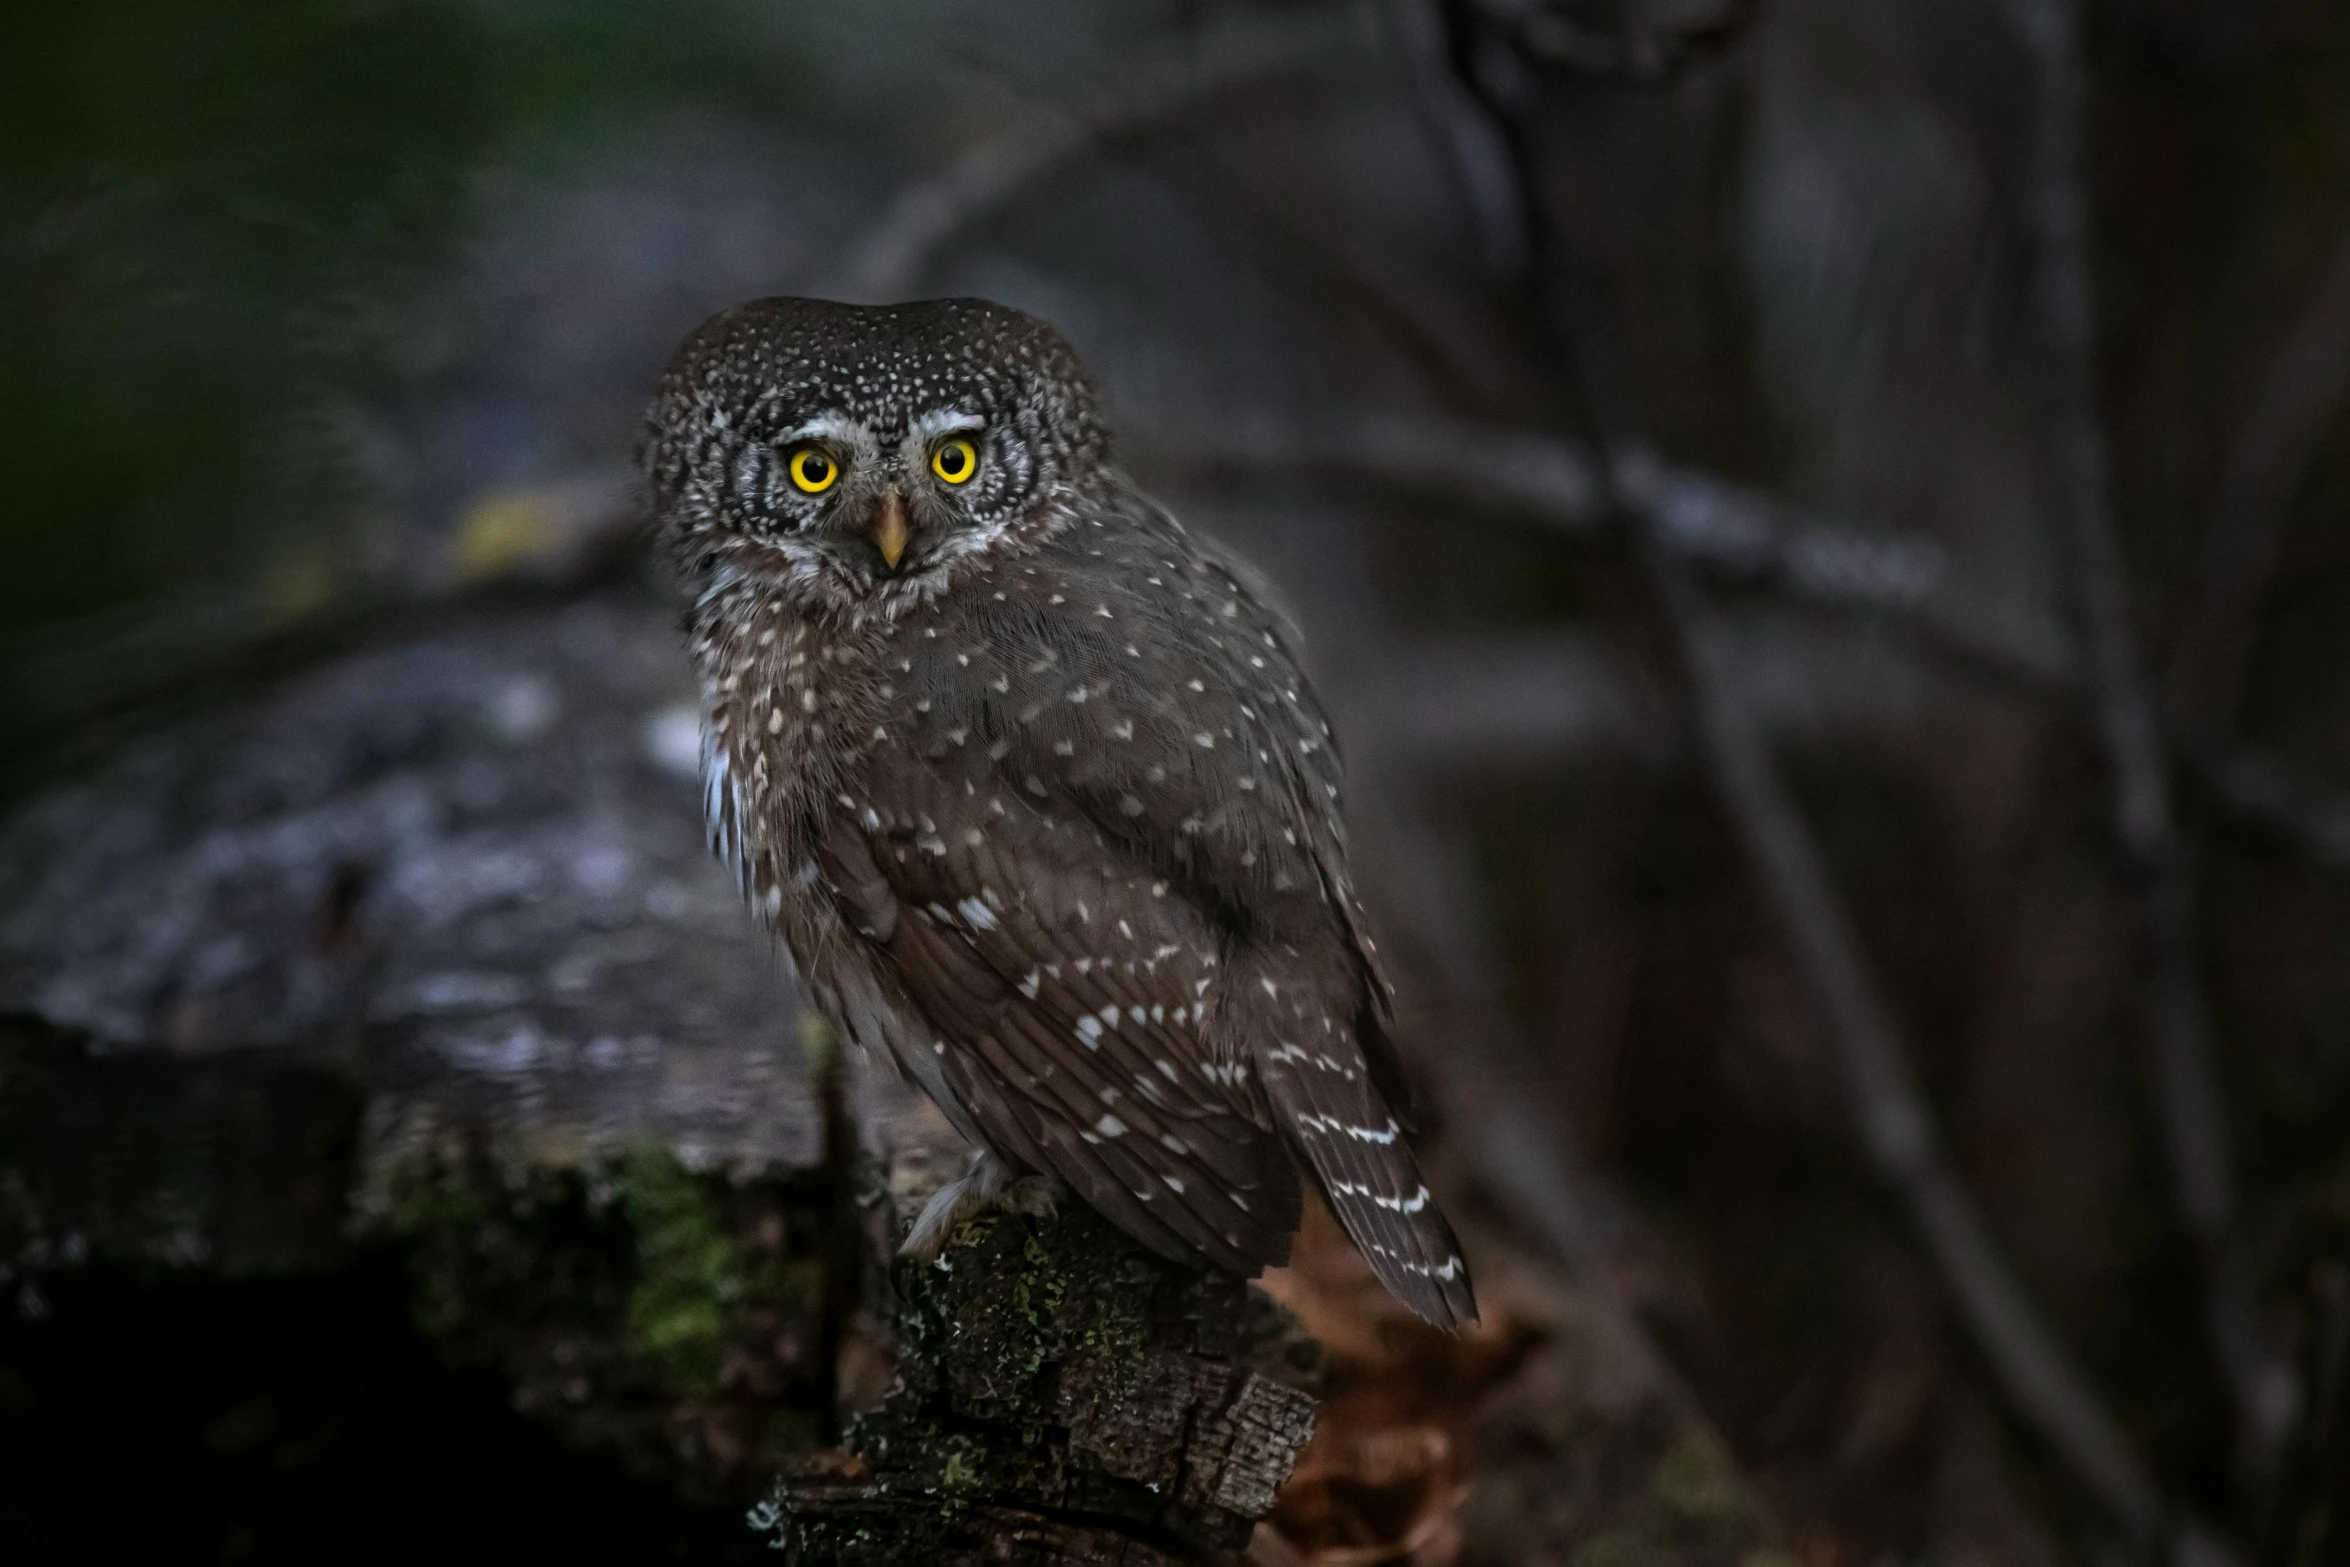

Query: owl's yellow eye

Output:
[788, 447, 838, 494]
[931, 438, 978, 485]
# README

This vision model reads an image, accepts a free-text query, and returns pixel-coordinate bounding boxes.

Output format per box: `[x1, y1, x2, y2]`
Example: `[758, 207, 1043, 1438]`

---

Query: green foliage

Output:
[618, 1147, 742, 1402]
[372, 1141, 833, 1494]
[0, 0, 821, 638]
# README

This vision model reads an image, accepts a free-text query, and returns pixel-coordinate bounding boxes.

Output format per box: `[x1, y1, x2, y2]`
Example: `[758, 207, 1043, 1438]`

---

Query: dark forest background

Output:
[5, 1, 2350, 1563]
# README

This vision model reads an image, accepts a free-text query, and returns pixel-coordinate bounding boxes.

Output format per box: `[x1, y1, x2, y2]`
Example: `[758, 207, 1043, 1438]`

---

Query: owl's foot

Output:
[901, 1148, 1062, 1262]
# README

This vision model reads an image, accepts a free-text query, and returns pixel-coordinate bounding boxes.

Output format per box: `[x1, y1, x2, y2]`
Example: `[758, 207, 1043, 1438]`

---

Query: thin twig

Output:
[2166, 217, 2350, 741]
[2006, 0, 2296, 1473]
[827, 9, 1363, 300]
[1462, 0, 1760, 88]
[1617, 452, 2079, 691]
[2195, 749, 2350, 872]
[1380, 633, 2350, 888]
[1143, 414, 2075, 687]
[1376, 0, 1530, 274]
[1642, 542, 2170, 1543]
[1379, 622, 1940, 773]
[1144, 413, 2350, 875]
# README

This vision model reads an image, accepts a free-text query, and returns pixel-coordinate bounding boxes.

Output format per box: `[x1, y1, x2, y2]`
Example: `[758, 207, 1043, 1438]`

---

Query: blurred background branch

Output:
[831, 7, 1366, 301]
[2006, 0, 2294, 1483]
[1465, 0, 1762, 88]
[1643, 539, 2172, 1546]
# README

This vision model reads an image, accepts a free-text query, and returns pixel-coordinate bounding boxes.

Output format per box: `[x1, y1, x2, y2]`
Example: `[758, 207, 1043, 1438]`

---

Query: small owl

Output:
[642, 297, 1474, 1328]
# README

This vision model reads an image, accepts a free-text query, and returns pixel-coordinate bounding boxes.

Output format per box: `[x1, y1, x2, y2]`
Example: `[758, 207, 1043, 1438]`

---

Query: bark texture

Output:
[766, 1137, 1321, 1565]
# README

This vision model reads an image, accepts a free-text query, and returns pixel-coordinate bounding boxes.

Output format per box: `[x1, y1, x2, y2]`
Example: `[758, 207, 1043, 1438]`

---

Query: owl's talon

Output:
[1001, 1174, 1060, 1221]
[900, 1150, 1061, 1261]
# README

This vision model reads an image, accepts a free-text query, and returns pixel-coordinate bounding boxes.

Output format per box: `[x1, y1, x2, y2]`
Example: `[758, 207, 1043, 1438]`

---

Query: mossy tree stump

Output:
[766, 1071, 1321, 1566]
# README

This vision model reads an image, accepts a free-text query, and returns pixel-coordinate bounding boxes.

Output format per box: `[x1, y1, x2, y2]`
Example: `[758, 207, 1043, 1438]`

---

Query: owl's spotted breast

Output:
[650, 294, 1474, 1328]
[690, 587, 885, 916]
[871, 502, 1342, 929]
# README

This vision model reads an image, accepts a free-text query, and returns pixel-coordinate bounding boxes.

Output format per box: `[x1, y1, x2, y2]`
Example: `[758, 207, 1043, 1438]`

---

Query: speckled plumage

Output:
[642, 297, 1475, 1327]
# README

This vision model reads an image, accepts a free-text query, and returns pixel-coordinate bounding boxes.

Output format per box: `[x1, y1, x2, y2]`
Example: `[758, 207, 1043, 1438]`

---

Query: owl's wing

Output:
[1182, 540, 1418, 1107]
[816, 750, 1302, 1275]
[1118, 535, 1472, 1324]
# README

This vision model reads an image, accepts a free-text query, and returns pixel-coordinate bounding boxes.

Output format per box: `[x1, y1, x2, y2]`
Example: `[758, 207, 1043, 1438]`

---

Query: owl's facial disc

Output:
[649, 296, 1109, 611]
[773, 412, 993, 580]
[865, 410, 988, 574]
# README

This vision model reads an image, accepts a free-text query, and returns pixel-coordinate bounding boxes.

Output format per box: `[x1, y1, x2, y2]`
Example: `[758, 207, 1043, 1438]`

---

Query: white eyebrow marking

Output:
[911, 408, 984, 439]
[782, 414, 865, 443]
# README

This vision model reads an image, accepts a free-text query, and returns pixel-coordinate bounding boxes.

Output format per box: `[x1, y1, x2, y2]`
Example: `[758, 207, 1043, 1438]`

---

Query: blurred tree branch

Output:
[2005, 0, 2296, 1481]
[2167, 212, 2350, 877]
[2197, 748, 2350, 872]
[1149, 416, 2072, 687]
[2165, 216, 2350, 746]
[828, 7, 1365, 301]
[1151, 414, 2350, 879]
[1639, 540, 2176, 1548]
[1456, 0, 1761, 89]
[1383, 0, 2213, 1546]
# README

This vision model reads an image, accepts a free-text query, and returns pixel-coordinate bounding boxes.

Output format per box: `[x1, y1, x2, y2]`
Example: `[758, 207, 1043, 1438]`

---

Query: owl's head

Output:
[643, 296, 1108, 615]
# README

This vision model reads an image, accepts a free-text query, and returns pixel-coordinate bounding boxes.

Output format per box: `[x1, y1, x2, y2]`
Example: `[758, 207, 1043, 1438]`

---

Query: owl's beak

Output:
[872, 489, 911, 571]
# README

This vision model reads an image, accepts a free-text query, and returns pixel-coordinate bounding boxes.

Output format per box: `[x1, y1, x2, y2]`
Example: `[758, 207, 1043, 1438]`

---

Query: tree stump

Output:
[763, 1062, 1320, 1565]
[767, 1215, 1320, 1563]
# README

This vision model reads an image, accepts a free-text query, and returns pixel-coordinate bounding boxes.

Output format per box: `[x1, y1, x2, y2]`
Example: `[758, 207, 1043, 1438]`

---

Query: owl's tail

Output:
[1260, 1038, 1477, 1330]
